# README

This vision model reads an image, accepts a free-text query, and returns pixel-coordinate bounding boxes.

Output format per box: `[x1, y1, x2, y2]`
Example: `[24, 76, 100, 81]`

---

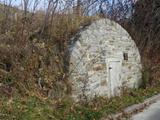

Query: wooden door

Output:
[108, 58, 122, 97]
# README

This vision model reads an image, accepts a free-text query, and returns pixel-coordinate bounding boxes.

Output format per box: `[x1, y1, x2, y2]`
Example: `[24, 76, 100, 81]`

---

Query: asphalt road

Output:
[132, 101, 160, 120]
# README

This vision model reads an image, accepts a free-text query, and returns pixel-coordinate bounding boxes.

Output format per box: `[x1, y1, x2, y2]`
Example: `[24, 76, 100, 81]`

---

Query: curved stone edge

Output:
[101, 93, 160, 120]
[68, 18, 142, 99]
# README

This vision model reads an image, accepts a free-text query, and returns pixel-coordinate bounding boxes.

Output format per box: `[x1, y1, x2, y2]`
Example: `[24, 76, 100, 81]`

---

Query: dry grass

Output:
[0, 7, 99, 100]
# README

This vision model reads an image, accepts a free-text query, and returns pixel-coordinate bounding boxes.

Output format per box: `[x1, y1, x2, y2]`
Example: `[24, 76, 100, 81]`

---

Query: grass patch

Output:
[0, 81, 160, 120]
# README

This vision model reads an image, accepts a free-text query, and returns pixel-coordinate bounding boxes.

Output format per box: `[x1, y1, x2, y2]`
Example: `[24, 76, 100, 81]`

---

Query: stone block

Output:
[68, 18, 142, 101]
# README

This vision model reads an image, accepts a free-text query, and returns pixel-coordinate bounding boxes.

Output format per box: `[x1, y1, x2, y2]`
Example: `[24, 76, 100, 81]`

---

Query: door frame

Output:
[106, 58, 122, 97]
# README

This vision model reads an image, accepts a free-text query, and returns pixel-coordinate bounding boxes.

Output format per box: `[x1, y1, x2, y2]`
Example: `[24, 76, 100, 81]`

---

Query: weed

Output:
[2, 74, 15, 86]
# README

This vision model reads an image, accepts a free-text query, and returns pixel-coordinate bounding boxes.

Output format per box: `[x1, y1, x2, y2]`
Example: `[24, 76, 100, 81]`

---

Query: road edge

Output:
[101, 93, 160, 120]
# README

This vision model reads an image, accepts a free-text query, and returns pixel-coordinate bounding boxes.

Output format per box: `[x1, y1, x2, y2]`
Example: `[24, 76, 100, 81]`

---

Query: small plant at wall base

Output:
[140, 58, 160, 88]
[1, 74, 15, 86]
[141, 68, 151, 89]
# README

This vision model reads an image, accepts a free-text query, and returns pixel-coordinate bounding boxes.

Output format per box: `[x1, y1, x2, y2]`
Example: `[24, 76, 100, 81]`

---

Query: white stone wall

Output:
[68, 19, 142, 101]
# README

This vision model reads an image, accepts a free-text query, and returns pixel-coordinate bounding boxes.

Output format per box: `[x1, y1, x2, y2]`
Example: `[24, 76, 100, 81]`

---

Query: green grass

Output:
[0, 82, 160, 120]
